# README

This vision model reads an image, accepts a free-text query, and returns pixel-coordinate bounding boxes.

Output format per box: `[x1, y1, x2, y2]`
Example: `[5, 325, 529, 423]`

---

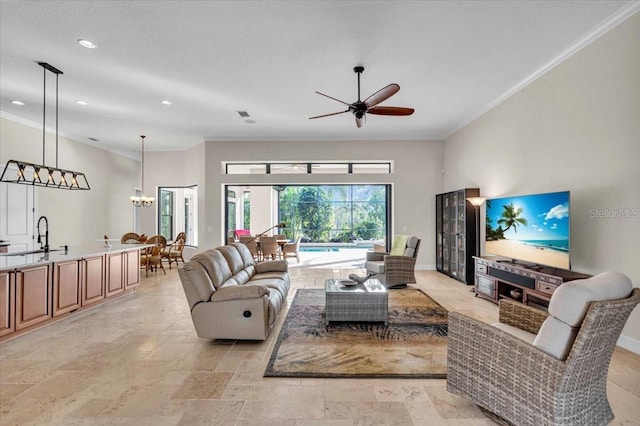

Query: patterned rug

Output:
[264, 288, 448, 378]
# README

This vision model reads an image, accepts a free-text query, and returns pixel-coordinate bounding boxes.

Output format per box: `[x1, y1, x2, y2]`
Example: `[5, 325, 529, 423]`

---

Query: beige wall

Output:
[0, 117, 139, 246]
[443, 13, 640, 346]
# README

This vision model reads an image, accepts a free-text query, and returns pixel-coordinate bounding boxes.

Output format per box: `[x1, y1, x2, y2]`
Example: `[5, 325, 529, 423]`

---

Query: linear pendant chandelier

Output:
[0, 62, 90, 190]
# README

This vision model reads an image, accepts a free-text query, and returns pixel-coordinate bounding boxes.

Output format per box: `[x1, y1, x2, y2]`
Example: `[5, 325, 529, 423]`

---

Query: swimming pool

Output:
[299, 244, 374, 252]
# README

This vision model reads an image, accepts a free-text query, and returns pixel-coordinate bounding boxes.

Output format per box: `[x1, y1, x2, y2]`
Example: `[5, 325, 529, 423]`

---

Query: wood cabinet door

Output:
[0, 271, 15, 336]
[125, 250, 140, 289]
[53, 260, 81, 316]
[82, 255, 105, 306]
[105, 253, 124, 297]
[15, 264, 51, 330]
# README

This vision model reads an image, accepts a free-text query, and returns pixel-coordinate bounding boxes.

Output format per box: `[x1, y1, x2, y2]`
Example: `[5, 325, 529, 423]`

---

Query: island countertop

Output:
[0, 243, 152, 271]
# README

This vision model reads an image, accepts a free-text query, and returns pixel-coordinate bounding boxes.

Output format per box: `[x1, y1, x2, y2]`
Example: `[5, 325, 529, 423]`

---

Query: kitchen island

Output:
[0, 243, 151, 340]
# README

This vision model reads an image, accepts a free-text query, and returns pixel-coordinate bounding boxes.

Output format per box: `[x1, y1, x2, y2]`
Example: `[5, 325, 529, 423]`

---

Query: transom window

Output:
[224, 162, 391, 175]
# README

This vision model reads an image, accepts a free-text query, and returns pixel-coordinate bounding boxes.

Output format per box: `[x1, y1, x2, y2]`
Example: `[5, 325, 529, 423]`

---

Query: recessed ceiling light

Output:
[245, 119, 256, 124]
[10, 100, 25, 106]
[160, 100, 172, 105]
[75, 100, 88, 105]
[78, 39, 97, 49]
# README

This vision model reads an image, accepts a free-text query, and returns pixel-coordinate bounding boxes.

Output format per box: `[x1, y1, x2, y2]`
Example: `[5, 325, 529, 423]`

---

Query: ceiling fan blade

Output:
[309, 110, 349, 120]
[315, 91, 351, 106]
[355, 115, 364, 128]
[364, 83, 400, 108]
[367, 106, 415, 116]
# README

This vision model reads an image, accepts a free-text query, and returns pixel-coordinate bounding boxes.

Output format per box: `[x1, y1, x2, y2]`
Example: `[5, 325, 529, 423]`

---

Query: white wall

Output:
[0, 117, 140, 246]
[249, 186, 276, 236]
[443, 13, 640, 348]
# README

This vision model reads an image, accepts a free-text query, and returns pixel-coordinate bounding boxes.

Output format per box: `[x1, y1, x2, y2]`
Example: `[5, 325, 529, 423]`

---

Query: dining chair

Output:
[260, 236, 281, 261]
[282, 237, 301, 263]
[238, 235, 260, 261]
[163, 235, 186, 269]
[120, 232, 140, 243]
[140, 245, 166, 277]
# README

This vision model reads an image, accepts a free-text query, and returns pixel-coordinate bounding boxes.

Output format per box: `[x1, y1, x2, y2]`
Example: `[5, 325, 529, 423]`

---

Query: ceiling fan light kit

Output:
[309, 65, 414, 128]
[0, 62, 90, 190]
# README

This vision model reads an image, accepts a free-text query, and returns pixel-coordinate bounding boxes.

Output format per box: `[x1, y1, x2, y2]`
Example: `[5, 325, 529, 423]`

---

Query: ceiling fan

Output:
[309, 66, 414, 128]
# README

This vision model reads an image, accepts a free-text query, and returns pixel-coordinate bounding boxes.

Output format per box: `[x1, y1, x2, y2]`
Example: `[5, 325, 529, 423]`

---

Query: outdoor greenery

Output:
[279, 185, 386, 243]
[159, 189, 174, 240]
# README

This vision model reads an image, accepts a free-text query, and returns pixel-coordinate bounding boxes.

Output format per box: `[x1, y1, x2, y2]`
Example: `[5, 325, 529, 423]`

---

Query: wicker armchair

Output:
[364, 236, 420, 289]
[447, 272, 640, 426]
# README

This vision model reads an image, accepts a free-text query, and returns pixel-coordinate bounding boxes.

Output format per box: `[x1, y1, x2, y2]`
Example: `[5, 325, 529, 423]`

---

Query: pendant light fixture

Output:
[0, 62, 90, 190]
[130, 135, 154, 207]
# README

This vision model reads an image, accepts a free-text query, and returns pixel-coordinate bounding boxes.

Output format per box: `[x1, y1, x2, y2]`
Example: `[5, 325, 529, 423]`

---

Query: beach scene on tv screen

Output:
[485, 191, 570, 269]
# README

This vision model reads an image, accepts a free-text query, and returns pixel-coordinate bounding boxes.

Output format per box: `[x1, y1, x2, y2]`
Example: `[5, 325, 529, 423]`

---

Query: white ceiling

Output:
[1, 1, 637, 155]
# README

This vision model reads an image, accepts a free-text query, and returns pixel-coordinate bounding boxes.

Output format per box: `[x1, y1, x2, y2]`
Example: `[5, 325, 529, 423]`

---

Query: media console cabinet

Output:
[473, 256, 591, 310]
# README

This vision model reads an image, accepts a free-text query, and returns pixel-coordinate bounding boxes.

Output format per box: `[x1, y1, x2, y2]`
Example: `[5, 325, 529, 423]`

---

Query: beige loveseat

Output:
[178, 243, 290, 340]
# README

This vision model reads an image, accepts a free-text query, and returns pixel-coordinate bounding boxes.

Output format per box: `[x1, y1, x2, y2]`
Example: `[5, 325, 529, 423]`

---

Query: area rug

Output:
[264, 288, 448, 378]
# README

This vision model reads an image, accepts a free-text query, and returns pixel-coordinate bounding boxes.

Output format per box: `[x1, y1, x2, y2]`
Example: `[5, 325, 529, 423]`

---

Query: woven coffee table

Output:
[325, 278, 388, 325]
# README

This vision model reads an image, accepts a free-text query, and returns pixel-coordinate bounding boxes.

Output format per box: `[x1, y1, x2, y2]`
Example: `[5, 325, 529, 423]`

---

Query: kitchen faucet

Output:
[37, 215, 49, 253]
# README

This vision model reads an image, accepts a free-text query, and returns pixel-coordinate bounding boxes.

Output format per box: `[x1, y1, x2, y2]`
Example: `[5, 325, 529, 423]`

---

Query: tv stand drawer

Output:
[537, 282, 558, 295]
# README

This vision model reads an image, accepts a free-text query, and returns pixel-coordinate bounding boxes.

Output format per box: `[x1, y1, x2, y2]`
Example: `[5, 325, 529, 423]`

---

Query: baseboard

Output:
[617, 334, 640, 355]
[416, 264, 436, 271]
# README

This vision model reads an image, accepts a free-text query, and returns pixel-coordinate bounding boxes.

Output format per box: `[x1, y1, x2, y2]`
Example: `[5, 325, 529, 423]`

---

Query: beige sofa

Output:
[178, 242, 290, 340]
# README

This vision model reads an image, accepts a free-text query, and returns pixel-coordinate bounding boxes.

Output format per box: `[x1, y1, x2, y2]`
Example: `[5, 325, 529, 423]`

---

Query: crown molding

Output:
[447, 1, 640, 139]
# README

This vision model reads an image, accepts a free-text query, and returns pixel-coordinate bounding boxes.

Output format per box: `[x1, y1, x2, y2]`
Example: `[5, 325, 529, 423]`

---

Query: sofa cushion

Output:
[192, 249, 232, 289]
[390, 235, 409, 255]
[250, 275, 290, 301]
[210, 285, 268, 302]
[364, 260, 385, 274]
[533, 317, 579, 360]
[491, 322, 537, 344]
[218, 246, 248, 277]
[533, 271, 633, 360]
[404, 236, 419, 257]
[246, 284, 285, 327]
[548, 271, 632, 327]
[178, 262, 216, 309]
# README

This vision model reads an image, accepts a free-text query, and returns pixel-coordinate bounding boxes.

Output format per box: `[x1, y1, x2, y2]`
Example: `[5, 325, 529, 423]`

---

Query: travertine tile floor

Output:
[1, 265, 639, 425]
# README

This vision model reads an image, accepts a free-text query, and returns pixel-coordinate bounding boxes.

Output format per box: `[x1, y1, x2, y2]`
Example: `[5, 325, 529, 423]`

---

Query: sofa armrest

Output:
[210, 285, 268, 302]
[366, 251, 386, 261]
[255, 260, 288, 273]
[499, 298, 548, 334]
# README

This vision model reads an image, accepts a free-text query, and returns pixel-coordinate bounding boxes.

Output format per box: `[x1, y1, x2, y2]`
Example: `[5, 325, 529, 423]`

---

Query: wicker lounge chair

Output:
[447, 271, 640, 426]
[364, 235, 420, 289]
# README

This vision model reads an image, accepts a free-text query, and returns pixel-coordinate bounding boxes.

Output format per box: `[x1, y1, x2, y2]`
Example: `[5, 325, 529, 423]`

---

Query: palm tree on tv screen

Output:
[497, 203, 528, 235]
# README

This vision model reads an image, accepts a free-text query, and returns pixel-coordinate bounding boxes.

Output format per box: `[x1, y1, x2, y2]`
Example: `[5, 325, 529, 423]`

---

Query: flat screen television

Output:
[485, 190, 570, 269]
